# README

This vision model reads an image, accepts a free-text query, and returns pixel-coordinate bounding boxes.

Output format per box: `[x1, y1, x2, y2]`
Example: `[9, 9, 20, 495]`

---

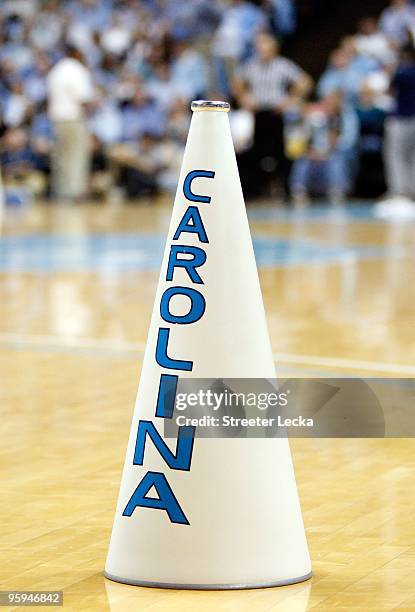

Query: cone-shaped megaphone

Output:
[105, 100, 311, 589]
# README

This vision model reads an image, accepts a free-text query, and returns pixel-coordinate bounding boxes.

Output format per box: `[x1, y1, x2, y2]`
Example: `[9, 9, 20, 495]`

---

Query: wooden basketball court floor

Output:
[0, 199, 414, 611]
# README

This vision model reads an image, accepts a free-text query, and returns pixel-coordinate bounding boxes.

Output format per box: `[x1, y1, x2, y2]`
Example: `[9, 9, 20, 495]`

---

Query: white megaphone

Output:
[105, 100, 311, 589]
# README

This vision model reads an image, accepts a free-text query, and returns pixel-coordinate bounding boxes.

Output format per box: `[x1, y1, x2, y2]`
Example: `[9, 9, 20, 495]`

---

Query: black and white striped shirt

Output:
[238, 56, 305, 109]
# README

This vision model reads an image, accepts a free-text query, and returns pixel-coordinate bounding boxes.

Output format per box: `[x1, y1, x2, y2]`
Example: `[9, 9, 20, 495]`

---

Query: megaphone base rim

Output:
[103, 570, 312, 590]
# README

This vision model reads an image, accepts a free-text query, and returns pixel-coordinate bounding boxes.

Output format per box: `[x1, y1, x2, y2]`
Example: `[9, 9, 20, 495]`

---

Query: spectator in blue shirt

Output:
[318, 46, 377, 103]
[64, 0, 112, 34]
[0, 126, 47, 196]
[271, 0, 296, 37]
[290, 92, 359, 204]
[379, 0, 415, 44]
[146, 63, 182, 112]
[211, 0, 267, 94]
[24, 53, 51, 105]
[170, 38, 209, 101]
[89, 92, 123, 145]
[1, 127, 36, 172]
[213, 0, 267, 61]
[121, 87, 166, 142]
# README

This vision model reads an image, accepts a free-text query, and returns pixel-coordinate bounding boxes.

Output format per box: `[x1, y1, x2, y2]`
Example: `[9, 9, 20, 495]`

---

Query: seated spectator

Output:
[1, 0, 36, 20]
[28, 0, 64, 52]
[341, 36, 381, 77]
[212, 0, 267, 94]
[24, 52, 51, 105]
[289, 92, 359, 204]
[317, 44, 378, 103]
[3, 80, 32, 127]
[161, 0, 221, 40]
[146, 63, 182, 112]
[88, 90, 123, 145]
[121, 87, 166, 142]
[0, 126, 45, 196]
[212, 0, 267, 60]
[379, 0, 415, 45]
[170, 37, 209, 101]
[166, 98, 191, 143]
[112, 1, 147, 33]
[109, 132, 178, 199]
[0, 23, 34, 74]
[100, 12, 132, 57]
[94, 53, 122, 93]
[355, 17, 397, 66]
[64, 0, 111, 34]
[270, 0, 296, 38]
[318, 49, 354, 100]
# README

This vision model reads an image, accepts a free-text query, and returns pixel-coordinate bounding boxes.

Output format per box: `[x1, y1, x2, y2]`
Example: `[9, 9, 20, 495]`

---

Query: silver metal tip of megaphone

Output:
[191, 100, 230, 112]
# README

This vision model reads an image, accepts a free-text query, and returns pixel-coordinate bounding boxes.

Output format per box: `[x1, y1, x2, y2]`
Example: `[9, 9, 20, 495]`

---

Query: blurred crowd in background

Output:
[1, 0, 415, 206]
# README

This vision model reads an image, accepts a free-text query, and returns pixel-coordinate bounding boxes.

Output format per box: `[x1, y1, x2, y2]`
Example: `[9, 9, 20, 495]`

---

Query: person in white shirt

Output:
[355, 17, 397, 66]
[47, 45, 94, 200]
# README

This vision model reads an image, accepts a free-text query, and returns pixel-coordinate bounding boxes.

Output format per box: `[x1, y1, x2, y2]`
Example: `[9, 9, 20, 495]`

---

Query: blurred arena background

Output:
[2, 0, 415, 207]
[1, 1, 415, 610]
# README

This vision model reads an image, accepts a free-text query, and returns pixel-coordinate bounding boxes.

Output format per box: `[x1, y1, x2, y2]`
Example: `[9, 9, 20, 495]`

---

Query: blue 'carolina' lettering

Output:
[123, 168, 214, 524]
[166, 245, 206, 284]
[133, 420, 195, 470]
[173, 206, 209, 243]
[160, 286, 205, 325]
[183, 170, 215, 203]
[123, 471, 190, 524]
[155, 328, 193, 371]
[155, 374, 177, 418]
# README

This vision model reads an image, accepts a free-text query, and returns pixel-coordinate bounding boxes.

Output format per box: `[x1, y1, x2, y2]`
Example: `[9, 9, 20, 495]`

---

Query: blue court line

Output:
[0, 232, 403, 272]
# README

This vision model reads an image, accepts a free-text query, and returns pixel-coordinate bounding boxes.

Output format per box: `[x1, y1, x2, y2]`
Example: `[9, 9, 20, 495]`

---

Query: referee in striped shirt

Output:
[233, 32, 312, 196]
